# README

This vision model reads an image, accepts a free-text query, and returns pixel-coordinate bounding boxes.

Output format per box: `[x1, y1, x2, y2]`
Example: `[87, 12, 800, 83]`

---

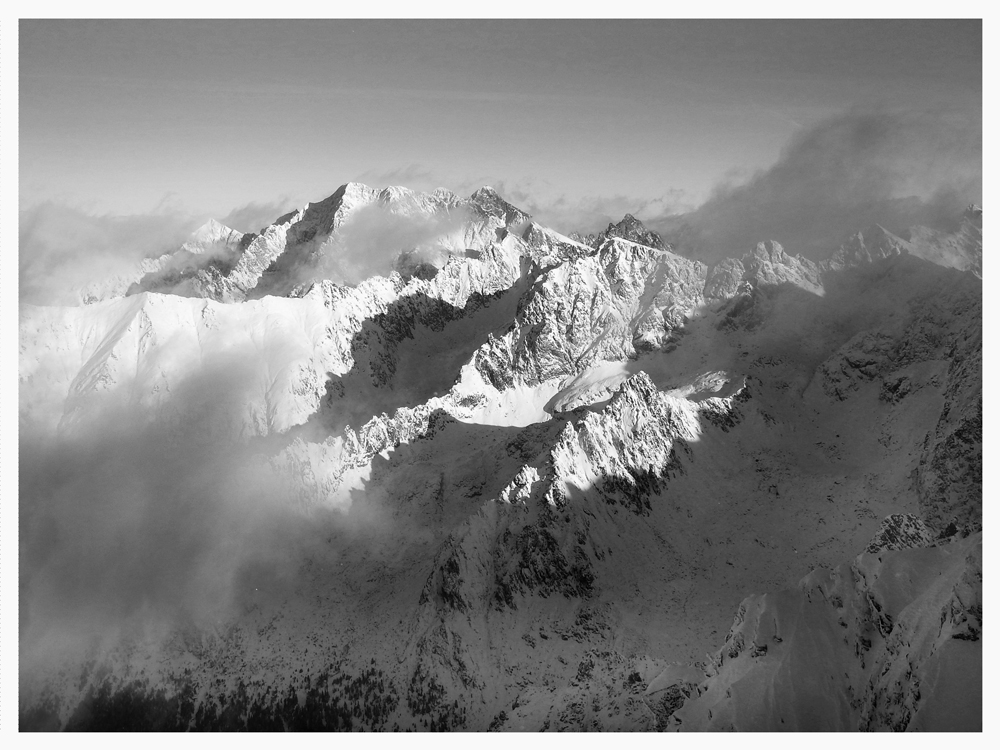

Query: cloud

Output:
[449, 175, 693, 237]
[18, 197, 303, 306]
[529, 189, 694, 237]
[297, 201, 476, 287]
[17, 343, 361, 680]
[652, 108, 982, 261]
[220, 198, 296, 234]
[346, 168, 694, 239]
[18, 202, 208, 305]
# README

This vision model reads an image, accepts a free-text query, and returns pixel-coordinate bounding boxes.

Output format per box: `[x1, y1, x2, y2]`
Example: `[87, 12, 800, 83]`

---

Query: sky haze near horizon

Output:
[20, 19, 982, 235]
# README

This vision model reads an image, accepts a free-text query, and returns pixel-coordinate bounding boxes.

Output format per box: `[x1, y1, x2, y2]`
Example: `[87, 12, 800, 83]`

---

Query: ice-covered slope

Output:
[18, 188, 981, 731]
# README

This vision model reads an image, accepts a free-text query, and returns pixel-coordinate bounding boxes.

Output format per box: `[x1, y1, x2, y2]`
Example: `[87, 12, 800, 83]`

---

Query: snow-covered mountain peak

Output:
[605, 369, 659, 408]
[188, 217, 236, 242]
[469, 185, 532, 226]
[432, 186, 462, 203]
[826, 225, 911, 271]
[748, 239, 788, 262]
[179, 218, 244, 254]
[573, 213, 667, 252]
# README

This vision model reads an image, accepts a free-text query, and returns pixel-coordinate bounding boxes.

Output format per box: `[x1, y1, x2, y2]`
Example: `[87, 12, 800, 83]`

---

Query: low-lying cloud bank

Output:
[19, 357, 293, 666]
[348, 108, 980, 260]
[18, 337, 407, 681]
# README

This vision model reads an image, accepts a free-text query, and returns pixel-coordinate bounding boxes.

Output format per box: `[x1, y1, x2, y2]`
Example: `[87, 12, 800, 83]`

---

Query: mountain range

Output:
[18, 183, 982, 731]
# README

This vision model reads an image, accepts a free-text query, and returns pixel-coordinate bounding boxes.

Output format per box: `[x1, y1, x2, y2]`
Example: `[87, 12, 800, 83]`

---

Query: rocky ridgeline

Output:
[475, 238, 708, 389]
[304, 233, 532, 377]
[499, 371, 745, 516]
[416, 371, 748, 614]
[271, 220, 981, 514]
[704, 239, 824, 299]
[29, 199, 569, 443]
[904, 205, 982, 279]
[397, 371, 750, 718]
[473, 229, 968, 395]
[127, 183, 550, 303]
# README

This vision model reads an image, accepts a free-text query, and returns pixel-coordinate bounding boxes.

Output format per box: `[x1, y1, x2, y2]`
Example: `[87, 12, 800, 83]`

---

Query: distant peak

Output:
[378, 185, 416, 202]
[753, 239, 784, 252]
[320, 181, 378, 206]
[747, 240, 788, 263]
[469, 186, 531, 226]
[471, 185, 500, 199]
[191, 217, 234, 237]
[863, 223, 895, 238]
[591, 214, 666, 251]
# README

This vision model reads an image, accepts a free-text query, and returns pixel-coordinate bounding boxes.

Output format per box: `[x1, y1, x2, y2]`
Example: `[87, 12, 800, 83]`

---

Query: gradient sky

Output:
[20, 19, 982, 231]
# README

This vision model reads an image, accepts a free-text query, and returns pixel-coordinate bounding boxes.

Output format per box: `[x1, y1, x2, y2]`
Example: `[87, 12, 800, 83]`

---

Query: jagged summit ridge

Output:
[125, 182, 554, 303]
[572, 212, 667, 252]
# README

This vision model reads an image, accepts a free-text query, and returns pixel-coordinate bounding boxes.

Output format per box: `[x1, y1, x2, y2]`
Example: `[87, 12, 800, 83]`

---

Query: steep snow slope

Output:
[18, 189, 981, 731]
[659, 530, 981, 731]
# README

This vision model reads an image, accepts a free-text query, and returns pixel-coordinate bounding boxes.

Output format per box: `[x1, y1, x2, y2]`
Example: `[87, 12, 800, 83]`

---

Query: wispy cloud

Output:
[651, 107, 982, 261]
[220, 198, 297, 234]
[18, 202, 208, 305]
[20, 349, 303, 671]
[311, 201, 475, 287]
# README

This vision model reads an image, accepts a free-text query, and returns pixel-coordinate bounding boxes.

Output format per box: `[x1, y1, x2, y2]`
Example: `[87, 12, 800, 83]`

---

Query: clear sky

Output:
[19, 19, 982, 232]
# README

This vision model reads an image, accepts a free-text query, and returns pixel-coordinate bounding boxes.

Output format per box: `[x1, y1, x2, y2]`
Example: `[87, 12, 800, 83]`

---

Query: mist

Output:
[17, 340, 386, 683]
[311, 201, 475, 286]
[18, 202, 209, 306]
[498, 183, 693, 238]
[652, 108, 982, 262]
[221, 198, 297, 235]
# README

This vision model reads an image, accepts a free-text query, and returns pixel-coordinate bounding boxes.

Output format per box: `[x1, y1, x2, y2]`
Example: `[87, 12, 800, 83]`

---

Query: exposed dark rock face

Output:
[865, 514, 936, 553]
